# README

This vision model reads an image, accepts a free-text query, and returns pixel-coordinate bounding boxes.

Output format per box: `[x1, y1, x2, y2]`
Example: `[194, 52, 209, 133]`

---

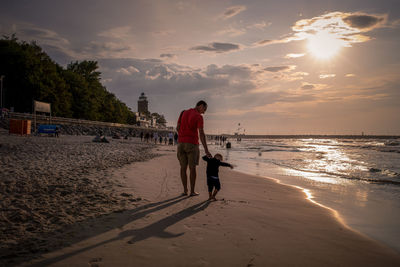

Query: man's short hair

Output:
[196, 100, 207, 107]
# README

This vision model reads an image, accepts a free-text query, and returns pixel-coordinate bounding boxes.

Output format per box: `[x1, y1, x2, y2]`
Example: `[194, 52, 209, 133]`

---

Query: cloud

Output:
[264, 65, 296, 72]
[256, 39, 272, 45]
[97, 58, 312, 125]
[285, 53, 305, 59]
[343, 14, 386, 30]
[116, 66, 140, 75]
[255, 39, 284, 46]
[98, 26, 132, 39]
[82, 41, 132, 56]
[205, 64, 253, 80]
[254, 35, 304, 47]
[301, 84, 315, 90]
[17, 27, 70, 46]
[9, 25, 73, 58]
[74, 40, 136, 59]
[319, 74, 336, 79]
[345, 73, 356, 77]
[292, 12, 387, 33]
[190, 42, 240, 53]
[392, 18, 400, 27]
[286, 71, 309, 81]
[246, 21, 271, 30]
[255, 11, 388, 48]
[160, 53, 176, 59]
[300, 82, 328, 91]
[91, 26, 137, 58]
[215, 26, 246, 37]
[222, 5, 246, 19]
[100, 59, 256, 98]
[268, 70, 308, 82]
[2, 24, 76, 64]
[152, 30, 176, 38]
[4, 23, 139, 61]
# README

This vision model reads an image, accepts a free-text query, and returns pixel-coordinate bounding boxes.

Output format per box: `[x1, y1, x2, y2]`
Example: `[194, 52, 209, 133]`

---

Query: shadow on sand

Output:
[26, 196, 210, 266]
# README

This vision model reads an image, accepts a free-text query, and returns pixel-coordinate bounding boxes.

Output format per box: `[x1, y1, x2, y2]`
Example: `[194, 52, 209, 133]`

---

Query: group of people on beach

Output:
[176, 100, 233, 201]
[140, 131, 178, 145]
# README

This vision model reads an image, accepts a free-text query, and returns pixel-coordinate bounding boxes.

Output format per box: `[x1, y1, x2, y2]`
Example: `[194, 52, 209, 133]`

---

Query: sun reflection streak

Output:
[294, 139, 367, 185]
[284, 169, 341, 184]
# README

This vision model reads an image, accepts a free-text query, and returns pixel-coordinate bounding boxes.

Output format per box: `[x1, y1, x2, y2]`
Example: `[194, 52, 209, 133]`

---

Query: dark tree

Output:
[0, 36, 140, 124]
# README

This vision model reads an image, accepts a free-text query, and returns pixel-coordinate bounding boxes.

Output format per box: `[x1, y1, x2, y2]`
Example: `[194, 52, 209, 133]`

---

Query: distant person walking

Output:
[154, 132, 158, 144]
[55, 126, 60, 138]
[177, 100, 211, 196]
[168, 132, 174, 145]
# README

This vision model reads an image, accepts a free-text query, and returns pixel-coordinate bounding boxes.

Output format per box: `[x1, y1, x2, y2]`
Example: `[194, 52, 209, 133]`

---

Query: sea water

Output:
[209, 138, 400, 251]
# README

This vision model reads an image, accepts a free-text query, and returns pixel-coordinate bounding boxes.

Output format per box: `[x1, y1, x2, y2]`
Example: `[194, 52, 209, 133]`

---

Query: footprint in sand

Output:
[168, 243, 181, 253]
[89, 257, 102, 267]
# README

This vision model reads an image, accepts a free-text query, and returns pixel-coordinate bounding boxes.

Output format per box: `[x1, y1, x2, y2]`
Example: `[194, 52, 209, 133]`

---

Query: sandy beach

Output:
[0, 136, 397, 266]
[0, 133, 156, 265]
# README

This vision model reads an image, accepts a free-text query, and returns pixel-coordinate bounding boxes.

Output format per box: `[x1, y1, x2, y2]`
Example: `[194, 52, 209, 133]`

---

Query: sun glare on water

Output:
[307, 31, 345, 59]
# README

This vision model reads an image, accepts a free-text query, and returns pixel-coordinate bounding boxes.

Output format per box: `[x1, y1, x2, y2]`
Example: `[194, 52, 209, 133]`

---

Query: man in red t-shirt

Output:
[177, 100, 211, 196]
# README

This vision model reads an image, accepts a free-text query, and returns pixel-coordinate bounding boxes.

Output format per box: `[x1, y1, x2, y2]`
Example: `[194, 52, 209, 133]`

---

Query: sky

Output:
[1, 0, 400, 135]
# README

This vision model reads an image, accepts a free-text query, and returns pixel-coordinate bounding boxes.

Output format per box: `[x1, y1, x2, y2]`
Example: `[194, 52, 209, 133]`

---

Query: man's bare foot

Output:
[190, 192, 200, 196]
[181, 192, 188, 196]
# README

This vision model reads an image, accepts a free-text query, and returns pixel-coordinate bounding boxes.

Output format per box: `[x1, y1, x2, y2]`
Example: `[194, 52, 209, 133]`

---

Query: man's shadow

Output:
[31, 197, 210, 266]
[126, 200, 210, 244]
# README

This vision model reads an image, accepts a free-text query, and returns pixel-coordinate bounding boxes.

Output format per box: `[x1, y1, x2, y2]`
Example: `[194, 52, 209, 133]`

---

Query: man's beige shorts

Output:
[177, 143, 200, 168]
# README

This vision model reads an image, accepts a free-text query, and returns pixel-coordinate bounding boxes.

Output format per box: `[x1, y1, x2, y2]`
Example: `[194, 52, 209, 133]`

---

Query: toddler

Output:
[202, 153, 233, 201]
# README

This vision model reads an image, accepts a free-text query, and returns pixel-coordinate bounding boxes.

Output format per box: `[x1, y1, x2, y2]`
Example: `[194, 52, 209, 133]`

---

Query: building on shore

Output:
[136, 92, 150, 127]
[135, 92, 168, 129]
[138, 92, 148, 114]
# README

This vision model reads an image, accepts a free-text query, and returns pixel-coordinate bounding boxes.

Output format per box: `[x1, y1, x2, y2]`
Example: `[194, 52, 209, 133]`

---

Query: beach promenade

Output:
[22, 149, 400, 266]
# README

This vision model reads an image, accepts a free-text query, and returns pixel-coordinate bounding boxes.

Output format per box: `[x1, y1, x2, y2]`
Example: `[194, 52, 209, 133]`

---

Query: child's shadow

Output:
[31, 198, 210, 266]
[125, 200, 210, 244]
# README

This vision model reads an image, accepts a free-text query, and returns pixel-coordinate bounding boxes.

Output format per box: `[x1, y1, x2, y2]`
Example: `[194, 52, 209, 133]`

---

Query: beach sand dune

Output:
[19, 147, 400, 267]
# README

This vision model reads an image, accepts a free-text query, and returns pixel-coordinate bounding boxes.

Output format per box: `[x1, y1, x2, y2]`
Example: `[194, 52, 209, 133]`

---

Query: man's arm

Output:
[176, 110, 185, 132]
[199, 128, 211, 157]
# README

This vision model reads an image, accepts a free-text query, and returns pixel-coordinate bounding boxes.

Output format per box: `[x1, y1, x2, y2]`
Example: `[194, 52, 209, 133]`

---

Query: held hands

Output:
[205, 151, 212, 158]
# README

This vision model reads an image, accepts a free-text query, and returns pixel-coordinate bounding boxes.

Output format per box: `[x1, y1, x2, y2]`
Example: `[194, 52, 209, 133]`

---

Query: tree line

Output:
[0, 36, 165, 125]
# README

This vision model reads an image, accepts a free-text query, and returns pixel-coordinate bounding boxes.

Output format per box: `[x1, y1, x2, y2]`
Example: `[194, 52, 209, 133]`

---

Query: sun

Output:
[307, 31, 345, 59]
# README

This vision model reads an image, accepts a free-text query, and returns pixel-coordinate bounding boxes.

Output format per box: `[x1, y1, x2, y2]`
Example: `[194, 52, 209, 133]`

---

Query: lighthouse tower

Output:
[138, 92, 148, 114]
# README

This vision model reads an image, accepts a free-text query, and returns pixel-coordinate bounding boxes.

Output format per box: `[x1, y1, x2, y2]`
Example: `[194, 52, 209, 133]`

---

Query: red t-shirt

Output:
[177, 108, 204, 144]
